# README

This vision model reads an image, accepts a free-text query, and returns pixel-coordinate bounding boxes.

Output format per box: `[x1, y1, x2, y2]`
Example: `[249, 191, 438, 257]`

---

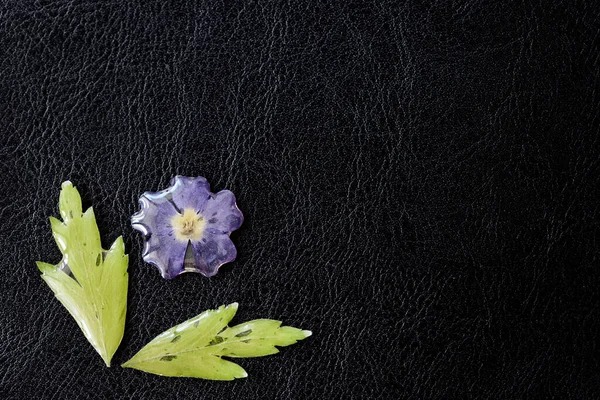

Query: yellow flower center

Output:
[171, 208, 206, 242]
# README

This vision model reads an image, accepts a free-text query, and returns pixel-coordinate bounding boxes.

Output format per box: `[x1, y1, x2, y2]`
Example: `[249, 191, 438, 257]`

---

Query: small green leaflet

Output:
[37, 181, 128, 367]
[122, 303, 311, 380]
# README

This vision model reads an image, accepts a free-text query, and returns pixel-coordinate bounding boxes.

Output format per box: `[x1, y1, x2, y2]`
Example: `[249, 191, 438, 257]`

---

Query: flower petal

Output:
[132, 195, 187, 279]
[202, 190, 244, 234]
[143, 235, 188, 279]
[190, 235, 238, 277]
[131, 193, 179, 236]
[169, 175, 211, 213]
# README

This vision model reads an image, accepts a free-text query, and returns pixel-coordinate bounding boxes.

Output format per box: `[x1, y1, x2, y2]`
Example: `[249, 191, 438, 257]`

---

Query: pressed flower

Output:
[132, 176, 243, 279]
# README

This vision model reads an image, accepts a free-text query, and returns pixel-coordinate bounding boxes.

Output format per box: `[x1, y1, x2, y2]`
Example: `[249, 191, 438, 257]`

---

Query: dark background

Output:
[1, 1, 599, 399]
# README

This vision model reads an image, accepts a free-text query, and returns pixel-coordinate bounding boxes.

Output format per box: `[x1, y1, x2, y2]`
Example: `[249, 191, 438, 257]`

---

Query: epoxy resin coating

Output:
[132, 176, 243, 279]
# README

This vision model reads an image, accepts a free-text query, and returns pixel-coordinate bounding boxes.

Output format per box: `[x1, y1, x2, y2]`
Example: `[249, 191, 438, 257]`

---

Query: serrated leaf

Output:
[38, 181, 128, 366]
[122, 303, 311, 380]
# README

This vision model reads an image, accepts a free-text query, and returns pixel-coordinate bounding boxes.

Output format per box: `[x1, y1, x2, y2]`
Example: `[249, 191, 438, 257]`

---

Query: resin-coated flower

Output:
[131, 176, 243, 279]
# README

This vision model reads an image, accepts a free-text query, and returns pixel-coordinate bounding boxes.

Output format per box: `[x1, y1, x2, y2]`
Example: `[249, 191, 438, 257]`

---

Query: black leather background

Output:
[1, 1, 599, 399]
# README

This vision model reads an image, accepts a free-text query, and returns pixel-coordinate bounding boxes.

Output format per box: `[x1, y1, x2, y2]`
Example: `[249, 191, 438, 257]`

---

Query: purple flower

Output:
[131, 176, 243, 279]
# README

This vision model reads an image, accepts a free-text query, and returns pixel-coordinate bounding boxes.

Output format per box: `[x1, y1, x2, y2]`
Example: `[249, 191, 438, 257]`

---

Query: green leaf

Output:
[38, 181, 128, 366]
[122, 303, 312, 380]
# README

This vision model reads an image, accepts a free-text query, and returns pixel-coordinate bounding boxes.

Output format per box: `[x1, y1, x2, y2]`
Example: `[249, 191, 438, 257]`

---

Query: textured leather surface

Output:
[1, 1, 599, 398]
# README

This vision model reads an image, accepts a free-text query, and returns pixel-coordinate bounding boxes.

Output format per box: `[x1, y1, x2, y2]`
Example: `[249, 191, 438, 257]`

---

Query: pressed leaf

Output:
[122, 303, 311, 380]
[38, 181, 128, 366]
